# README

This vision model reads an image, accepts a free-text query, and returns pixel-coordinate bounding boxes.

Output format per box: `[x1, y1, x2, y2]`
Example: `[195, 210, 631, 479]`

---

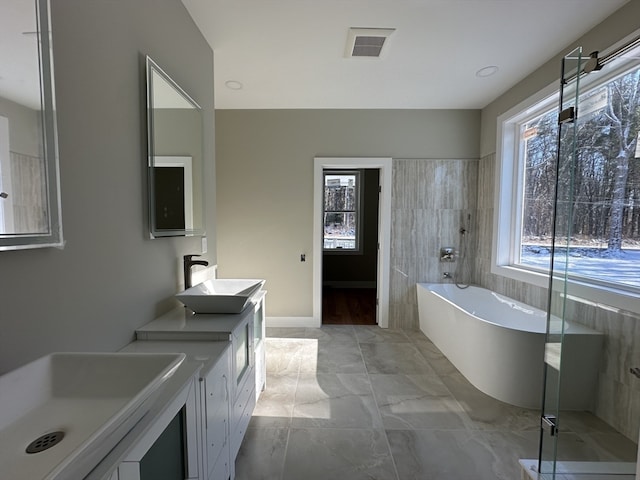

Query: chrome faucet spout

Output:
[183, 254, 209, 289]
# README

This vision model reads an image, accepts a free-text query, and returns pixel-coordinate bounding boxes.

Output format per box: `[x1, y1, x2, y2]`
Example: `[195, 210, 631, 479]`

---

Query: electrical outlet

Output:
[300, 253, 306, 262]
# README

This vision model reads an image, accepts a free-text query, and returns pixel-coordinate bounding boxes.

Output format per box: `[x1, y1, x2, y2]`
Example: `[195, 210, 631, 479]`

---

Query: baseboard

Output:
[323, 281, 377, 288]
[266, 316, 320, 328]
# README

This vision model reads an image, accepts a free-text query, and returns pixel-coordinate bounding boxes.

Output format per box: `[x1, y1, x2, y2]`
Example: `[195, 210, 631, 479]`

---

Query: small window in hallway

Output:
[323, 170, 362, 252]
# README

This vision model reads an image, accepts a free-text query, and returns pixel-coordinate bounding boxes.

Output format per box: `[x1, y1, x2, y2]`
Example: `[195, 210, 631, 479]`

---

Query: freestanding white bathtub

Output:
[416, 283, 603, 409]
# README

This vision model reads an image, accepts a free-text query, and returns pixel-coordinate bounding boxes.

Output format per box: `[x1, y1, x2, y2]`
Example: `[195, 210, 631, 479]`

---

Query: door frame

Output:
[313, 157, 392, 328]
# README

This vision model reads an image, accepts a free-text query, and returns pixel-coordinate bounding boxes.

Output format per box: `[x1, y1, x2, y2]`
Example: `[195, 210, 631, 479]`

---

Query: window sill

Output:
[491, 263, 640, 315]
[323, 249, 363, 256]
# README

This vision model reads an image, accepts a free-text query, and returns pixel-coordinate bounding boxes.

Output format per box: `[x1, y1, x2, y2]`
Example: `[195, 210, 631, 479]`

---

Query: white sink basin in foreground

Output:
[0, 352, 185, 480]
[176, 278, 265, 313]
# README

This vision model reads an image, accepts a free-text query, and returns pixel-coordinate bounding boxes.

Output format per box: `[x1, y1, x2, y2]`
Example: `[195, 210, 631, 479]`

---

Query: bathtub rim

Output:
[417, 282, 600, 335]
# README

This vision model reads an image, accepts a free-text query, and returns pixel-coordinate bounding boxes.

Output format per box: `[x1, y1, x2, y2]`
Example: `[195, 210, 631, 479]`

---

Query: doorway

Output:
[313, 157, 392, 328]
[322, 169, 379, 325]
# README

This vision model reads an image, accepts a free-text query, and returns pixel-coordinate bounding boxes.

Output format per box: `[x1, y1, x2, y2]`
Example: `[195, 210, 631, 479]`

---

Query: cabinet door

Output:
[232, 321, 252, 393]
[253, 297, 267, 396]
[253, 300, 264, 348]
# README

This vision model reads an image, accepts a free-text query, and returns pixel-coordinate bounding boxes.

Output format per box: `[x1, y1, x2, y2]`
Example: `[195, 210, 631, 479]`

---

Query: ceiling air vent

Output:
[345, 28, 395, 58]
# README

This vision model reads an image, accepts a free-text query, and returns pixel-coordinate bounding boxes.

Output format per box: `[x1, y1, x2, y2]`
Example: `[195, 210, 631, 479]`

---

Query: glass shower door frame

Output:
[537, 46, 584, 478]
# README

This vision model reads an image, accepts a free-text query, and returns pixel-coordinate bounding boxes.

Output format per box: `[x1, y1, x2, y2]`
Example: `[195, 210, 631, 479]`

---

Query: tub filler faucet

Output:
[443, 272, 452, 279]
[183, 254, 208, 289]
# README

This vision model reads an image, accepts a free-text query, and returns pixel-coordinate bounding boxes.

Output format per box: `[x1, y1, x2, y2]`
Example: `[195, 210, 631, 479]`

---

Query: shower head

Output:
[583, 51, 602, 74]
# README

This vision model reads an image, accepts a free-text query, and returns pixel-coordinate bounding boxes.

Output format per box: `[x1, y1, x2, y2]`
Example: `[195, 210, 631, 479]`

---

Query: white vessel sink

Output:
[176, 278, 265, 314]
[0, 352, 185, 480]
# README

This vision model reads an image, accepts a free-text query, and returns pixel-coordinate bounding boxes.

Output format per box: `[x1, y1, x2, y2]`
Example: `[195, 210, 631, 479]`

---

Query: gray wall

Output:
[215, 109, 480, 319]
[477, 1, 640, 440]
[0, 0, 215, 374]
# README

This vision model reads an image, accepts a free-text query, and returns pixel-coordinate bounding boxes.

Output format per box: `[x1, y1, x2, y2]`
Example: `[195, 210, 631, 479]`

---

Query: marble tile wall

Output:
[389, 158, 478, 330]
[474, 152, 640, 442]
[562, 295, 640, 441]
[9, 151, 48, 233]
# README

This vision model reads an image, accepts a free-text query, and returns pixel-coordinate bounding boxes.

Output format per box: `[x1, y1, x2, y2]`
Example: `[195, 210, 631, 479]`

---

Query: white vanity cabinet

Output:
[135, 291, 267, 477]
[116, 341, 232, 480]
[85, 359, 204, 480]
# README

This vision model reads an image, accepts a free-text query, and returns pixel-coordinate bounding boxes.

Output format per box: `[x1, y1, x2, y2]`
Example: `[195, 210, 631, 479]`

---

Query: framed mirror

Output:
[0, 0, 63, 250]
[146, 56, 205, 238]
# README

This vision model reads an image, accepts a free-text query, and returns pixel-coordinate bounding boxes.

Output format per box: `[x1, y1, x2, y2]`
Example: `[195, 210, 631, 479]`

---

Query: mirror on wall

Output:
[0, 0, 63, 250]
[146, 56, 205, 238]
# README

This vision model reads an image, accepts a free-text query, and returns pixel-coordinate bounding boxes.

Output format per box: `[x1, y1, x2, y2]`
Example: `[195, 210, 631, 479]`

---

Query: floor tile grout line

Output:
[355, 326, 402, 480]
[279, 343, 302, 480]
[279, 427, 291, 480]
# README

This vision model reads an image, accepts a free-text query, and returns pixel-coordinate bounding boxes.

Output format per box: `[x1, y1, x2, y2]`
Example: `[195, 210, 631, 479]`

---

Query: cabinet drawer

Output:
[231, 369, 255, 430]
[231, 389, 256, 461]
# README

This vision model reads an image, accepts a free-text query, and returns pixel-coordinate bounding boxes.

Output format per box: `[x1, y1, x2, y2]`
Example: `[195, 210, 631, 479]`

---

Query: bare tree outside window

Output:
[519, 64, 640, 289]
[323, 172, 360, 250]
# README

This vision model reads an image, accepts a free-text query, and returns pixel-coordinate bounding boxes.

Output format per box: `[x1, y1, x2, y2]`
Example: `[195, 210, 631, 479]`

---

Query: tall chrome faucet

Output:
[183, 254, 208, 289]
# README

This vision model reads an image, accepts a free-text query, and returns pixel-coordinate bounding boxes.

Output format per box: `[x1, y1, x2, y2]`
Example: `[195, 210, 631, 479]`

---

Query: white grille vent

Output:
[345, 28, 395, 58]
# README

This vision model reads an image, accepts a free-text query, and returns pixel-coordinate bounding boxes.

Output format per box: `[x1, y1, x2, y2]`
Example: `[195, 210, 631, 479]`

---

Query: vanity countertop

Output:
[84, 359, 202, 480]
[119, 340, 230, 375]
[85, 340, 232, 478]
[136, 290, 265, 341]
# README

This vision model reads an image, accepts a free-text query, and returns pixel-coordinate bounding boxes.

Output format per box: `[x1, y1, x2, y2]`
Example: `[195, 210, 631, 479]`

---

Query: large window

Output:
[323, 170, 361, 252]
[496, 44, 640, 299]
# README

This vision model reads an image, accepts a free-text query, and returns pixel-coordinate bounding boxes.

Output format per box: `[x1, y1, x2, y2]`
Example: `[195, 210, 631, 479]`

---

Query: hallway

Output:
[322, 288, 377, 325]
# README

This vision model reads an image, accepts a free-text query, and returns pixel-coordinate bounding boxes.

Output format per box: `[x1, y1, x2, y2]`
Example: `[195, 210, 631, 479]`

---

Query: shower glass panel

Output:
[538, 46, 584, 478]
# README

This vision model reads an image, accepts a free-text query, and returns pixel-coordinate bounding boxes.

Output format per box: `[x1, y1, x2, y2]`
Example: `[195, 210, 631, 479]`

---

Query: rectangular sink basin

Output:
[0, 352, 185, 480]
[176, 278, 265, 314]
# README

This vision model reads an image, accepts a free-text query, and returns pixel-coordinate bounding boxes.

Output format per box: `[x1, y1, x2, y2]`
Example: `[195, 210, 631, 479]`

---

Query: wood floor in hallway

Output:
[321, 287, 377, 325]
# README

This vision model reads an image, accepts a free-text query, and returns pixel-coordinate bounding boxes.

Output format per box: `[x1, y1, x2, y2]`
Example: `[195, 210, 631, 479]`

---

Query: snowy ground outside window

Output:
[521, 245, 640, 289]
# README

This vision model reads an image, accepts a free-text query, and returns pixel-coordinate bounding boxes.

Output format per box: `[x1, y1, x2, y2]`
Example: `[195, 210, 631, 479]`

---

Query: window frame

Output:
[493, 58, 640, 314]
[322, 169, 363, 255]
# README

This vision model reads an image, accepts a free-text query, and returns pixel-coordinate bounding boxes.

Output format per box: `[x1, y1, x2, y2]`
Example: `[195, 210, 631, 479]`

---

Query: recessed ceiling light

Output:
[476, 65, 499, 78]
[225, 80, 243, 90]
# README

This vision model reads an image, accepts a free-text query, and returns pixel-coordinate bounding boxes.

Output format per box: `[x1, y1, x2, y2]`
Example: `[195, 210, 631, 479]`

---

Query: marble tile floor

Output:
[235, 326, 638, 480]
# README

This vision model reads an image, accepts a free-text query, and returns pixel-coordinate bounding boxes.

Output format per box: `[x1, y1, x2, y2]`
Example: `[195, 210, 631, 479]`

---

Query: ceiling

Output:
[182, 0, 629, 110]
